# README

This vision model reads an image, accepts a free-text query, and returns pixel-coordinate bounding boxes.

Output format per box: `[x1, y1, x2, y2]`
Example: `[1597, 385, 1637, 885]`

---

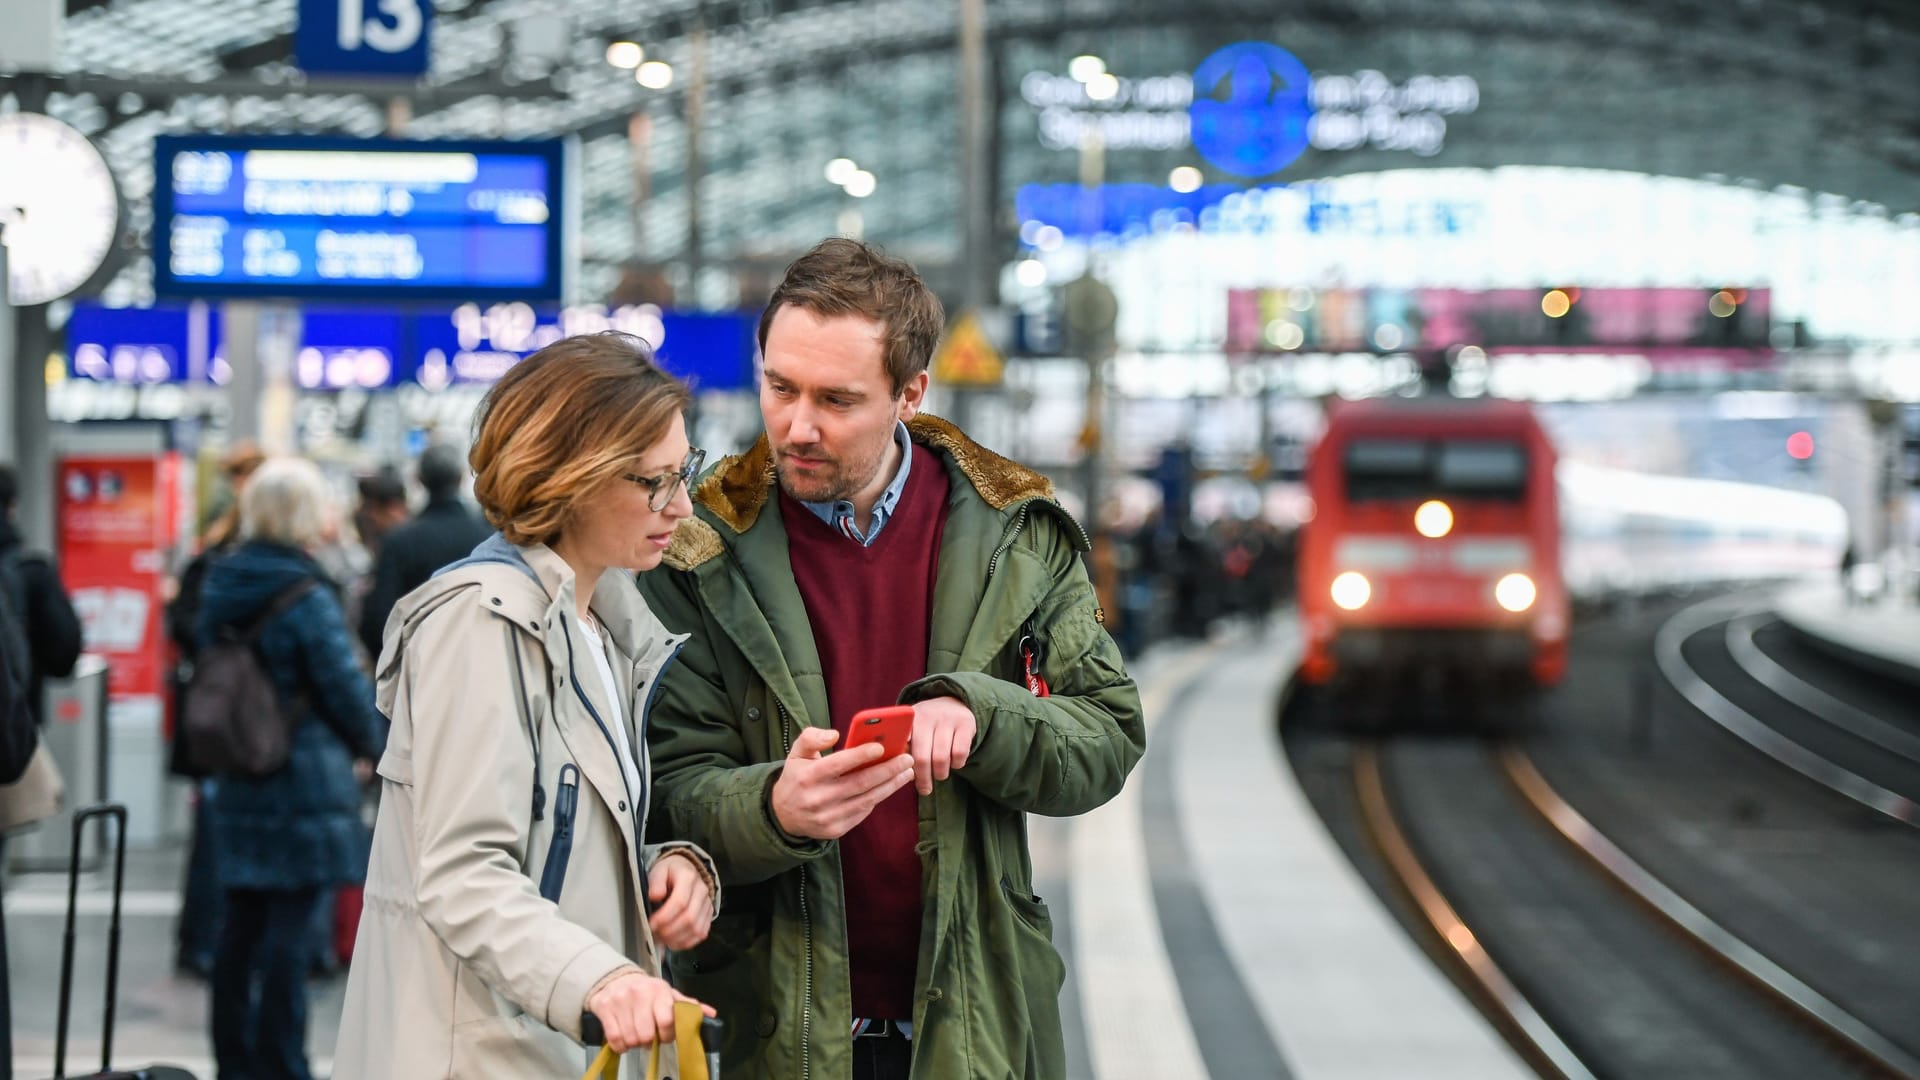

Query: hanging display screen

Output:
[152, 135, 567, 301]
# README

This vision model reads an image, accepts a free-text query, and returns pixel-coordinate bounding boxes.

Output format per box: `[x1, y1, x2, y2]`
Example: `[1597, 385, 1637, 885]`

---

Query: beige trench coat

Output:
[334, 539, 718, 1079]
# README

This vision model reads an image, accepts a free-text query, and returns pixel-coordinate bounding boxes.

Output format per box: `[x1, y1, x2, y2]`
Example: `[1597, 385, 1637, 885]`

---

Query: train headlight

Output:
[1331, 572, 1372, 611]
[1495, 573, 1537, 613]
[1414, 500, 1454, 539]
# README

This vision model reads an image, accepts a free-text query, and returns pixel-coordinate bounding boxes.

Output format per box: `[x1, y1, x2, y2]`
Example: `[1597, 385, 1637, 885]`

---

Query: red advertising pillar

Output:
[56, 448, 186, 789]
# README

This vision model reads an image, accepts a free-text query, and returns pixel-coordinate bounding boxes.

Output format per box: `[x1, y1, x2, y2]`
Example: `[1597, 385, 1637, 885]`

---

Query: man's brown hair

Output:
[757, 238, 945, 397]
[469, 333, 690, 547]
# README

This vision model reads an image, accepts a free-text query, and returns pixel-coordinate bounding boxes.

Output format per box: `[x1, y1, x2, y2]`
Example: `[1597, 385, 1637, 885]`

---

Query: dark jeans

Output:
[852, 1030, 911, 1080]
[212, 886, 325, 1080]
[1, 836, 11, 1080]
[176, 781, 224, 973]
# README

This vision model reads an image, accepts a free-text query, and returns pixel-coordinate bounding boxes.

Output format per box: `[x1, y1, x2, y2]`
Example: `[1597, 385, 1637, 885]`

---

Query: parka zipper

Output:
[778, 700, 815, 1080]
[987, 498, 1093, 583]
[985, 502, 1033, 583]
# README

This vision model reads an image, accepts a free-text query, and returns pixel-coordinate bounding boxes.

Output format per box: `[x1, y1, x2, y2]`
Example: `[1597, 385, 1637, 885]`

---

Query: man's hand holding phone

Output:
[770, 725, 914, 841]
[905, 696, 976, 796]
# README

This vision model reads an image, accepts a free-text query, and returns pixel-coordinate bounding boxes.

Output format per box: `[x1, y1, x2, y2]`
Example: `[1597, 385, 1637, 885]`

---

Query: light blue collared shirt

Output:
[799, 421, 913, 546]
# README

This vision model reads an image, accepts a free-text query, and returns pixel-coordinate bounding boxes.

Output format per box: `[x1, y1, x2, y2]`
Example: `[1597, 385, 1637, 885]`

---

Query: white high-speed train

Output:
[1558, 462, 1850, 604]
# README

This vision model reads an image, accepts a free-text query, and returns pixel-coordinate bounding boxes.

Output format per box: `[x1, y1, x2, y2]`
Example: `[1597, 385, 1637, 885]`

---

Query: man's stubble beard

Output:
[775, 459, 847, 504]
[775, 439, 887, 505]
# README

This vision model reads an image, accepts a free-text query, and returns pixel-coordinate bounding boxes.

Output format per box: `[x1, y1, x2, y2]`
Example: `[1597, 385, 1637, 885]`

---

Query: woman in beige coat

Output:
[335, 333, 719, 1077]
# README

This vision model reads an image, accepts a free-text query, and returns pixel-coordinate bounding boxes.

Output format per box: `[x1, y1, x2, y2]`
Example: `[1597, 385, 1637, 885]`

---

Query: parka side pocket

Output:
[999, 876, 1055, 939]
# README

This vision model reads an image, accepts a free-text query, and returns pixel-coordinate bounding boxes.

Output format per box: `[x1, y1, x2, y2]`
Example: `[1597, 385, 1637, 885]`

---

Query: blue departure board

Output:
[152, 136, 567, 301]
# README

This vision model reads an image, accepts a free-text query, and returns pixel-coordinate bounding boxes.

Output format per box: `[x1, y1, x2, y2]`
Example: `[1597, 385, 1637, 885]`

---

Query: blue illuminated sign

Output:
[410, 304, 756, 392]
[1189, 42, 1314, 178]
[295, 0, 432, 77]
[152, 135, 566, 302]
[297, 309, 404, 390]
[1016, 184, 1238, 239]
[67, 302, 758, 394]
[66, 302, 222, 384]
[1017, 181, 1480, 241]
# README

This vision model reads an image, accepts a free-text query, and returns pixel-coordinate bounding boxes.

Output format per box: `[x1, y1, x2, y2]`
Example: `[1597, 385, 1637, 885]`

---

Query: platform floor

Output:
[4, 619, 1523, 1079]
[1775, 583, 1920, 687]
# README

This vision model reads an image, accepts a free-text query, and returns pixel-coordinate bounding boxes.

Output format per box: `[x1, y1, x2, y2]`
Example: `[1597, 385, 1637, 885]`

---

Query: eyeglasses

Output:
[623, 447, 706, 512]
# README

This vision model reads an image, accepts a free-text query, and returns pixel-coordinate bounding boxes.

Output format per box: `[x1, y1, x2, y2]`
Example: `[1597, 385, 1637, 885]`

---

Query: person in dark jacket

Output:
[0, 580, 38, 1080]
[0, 464, 84, 723]
[167, 444, 266, 978]
[196, 457, 383, 1080]
[355, 443, 493, 658]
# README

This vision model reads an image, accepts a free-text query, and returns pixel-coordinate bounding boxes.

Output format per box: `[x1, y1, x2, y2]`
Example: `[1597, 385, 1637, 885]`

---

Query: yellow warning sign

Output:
[932, 311, 1005, 387]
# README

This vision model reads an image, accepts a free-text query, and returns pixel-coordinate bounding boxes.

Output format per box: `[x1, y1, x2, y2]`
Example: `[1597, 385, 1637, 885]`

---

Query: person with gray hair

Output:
[356, 443, 494, 658]
[193, 456, 384, 1080]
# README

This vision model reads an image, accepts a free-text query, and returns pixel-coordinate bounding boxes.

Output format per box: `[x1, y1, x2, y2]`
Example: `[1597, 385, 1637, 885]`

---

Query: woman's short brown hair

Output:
[756, 238, 945, 397]
[470, 333, 691, 547]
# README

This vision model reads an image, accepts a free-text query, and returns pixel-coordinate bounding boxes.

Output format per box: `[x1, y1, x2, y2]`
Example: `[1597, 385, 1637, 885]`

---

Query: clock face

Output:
[0, 113, 121, 306]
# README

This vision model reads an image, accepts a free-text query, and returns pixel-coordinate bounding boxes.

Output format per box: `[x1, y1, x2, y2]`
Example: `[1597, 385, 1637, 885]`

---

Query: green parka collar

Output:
[656, 414, 1088, 730]
[664, 414, 1087, 560]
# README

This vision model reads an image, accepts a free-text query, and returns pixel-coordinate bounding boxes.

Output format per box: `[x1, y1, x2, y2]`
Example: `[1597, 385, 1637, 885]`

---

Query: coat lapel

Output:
[514, 547, 651, 887]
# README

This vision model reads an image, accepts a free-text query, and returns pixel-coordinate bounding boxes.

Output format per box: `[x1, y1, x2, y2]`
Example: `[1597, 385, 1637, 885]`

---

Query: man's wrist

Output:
[762, 771, 811, 844]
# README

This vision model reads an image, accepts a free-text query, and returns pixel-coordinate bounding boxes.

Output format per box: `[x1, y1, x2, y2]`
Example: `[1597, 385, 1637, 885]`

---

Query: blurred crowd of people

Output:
[1096, 512, 1298, 657]
[163, 440, 490, 1076]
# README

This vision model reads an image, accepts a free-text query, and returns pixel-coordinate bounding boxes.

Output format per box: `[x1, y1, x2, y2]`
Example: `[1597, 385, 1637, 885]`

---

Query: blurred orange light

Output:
[1708, 290, 1738, 317]
[1541, 289, 1572, 318]
[1787, 431, 1814, 460]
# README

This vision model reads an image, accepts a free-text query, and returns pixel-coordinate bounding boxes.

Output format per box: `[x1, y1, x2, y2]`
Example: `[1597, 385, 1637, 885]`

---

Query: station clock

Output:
[0, 112, 122, 306]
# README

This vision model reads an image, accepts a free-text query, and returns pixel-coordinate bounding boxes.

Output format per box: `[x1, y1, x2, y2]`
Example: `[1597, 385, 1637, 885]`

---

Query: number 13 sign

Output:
[295, 0, 432, 76]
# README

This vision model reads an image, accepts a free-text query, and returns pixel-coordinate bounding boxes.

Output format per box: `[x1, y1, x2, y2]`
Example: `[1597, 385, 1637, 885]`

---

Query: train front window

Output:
[1344, 439, 1529, 502]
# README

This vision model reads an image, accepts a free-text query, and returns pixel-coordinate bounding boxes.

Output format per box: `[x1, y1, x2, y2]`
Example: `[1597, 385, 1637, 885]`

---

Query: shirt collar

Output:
[799, 420, 913, 545]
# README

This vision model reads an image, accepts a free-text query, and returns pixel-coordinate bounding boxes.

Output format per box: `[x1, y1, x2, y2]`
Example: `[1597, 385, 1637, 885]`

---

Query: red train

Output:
[1297, 397, 1569, 697]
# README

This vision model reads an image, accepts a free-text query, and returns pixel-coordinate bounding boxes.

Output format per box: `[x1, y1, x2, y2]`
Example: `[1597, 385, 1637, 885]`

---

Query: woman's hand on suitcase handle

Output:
[647, 851, 715, 950]
[585, 971, 714, 1053]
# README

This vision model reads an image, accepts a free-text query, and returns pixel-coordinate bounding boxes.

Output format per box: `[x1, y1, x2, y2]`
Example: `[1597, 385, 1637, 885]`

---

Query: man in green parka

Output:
[637, 238, 1145, 1079]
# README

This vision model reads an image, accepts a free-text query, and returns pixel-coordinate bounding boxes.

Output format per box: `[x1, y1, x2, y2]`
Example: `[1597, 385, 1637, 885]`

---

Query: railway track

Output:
[1353, 739, 1920, 1080]
[1654, 598, 1920, 826]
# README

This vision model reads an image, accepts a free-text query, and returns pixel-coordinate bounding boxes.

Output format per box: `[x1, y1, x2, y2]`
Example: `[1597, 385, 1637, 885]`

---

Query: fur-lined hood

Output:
[664, 414, 1065, 570]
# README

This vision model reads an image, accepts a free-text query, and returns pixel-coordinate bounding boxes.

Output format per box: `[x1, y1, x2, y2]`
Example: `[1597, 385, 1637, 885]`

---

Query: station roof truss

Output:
[6, 0, 1917, 306]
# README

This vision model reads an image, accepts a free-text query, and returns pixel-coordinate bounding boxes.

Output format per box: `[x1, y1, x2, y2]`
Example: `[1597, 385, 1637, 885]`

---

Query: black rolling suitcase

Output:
[43, 803, 197, 1080]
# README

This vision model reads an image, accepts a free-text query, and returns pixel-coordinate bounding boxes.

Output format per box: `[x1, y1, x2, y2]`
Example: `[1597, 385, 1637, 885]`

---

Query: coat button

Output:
[923, 987, 944, 1003]
[755, 1012, 777, 1038]
[746, 707, 761, 722]
[617, 801, 627, 812]
[490, 597, 502, 606]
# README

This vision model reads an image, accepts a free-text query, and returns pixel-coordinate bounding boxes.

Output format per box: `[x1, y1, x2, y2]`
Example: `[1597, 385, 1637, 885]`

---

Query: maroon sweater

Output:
[779, 443, 950, 1021]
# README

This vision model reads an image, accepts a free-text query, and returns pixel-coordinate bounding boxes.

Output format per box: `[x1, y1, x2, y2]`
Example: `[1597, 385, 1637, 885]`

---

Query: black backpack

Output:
[0, 575, 32, 784]
[0, 548, 34, 704]
[177, 579, 317, 778]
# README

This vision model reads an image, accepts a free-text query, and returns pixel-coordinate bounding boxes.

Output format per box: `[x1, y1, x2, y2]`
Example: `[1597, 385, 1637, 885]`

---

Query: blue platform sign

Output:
[654, 313, 758, 392]
[152, 136, 566, 302]
[67, 302, 759, 394]
[296, 0, 432, 77]
[409, 305, 758, 392]
[66, 302, 222, 384]
[296, 309, 406, 390]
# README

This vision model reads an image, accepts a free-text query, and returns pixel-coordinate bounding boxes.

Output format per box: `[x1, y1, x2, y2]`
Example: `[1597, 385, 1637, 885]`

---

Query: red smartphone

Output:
[843, 705, 915, 759]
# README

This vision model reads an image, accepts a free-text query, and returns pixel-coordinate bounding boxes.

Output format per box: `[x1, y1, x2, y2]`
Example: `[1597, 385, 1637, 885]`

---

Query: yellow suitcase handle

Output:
[581, 1000, 714, 1080]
